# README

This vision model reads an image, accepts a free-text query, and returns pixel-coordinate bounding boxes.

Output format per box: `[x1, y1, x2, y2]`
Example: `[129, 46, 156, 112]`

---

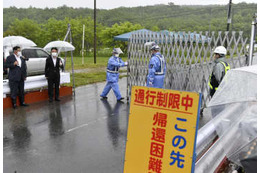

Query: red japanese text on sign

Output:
[134, 89, 145, 104]
[134, 89, 194, 112]
[150, 142, 164, 158]
[148, 112, 168, 172]
[168, 93, 180, 109]
[146, 90, 157, 105]
[148, 157, 163, 173]
[151, 128, 166, 143]
[181, 94, 193, 111]
[153, 112, 167, 128]
[156, 92, 168, 107]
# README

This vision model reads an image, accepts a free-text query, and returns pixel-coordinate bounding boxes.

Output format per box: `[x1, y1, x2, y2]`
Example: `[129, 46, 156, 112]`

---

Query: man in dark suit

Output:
[45, 47, 63, 102]
[5, 46, 29, 109]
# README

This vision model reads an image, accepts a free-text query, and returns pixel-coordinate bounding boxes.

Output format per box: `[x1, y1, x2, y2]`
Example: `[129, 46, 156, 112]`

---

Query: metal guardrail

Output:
[195, 103, 256, 173]
[3, 72, 70, 98]
[195, 103, 242, 160]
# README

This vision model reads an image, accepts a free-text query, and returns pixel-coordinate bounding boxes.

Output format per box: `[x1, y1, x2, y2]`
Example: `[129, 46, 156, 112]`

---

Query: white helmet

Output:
[150, 43, 160, 51]
[214, 46, 227, 55]
[112, 48, 123, 54]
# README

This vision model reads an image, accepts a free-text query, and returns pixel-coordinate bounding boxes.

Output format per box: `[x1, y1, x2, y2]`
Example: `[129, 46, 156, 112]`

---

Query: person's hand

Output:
[22, 56, 28, 61]
[14, 61, 18, 66]
[59, 61, 63, 66]
[45, 77, 48, 80]
[125, 62, 128, 66]
[24, 77, 27, 81]
[148, 81, 153, 86]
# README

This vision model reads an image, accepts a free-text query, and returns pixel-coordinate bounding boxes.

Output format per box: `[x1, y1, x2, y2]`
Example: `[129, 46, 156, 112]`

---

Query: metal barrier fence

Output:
[126, 31, 248, 109]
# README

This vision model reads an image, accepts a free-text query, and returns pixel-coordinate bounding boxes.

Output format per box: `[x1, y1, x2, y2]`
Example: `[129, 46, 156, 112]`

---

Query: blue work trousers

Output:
[100, 82, 122, 100]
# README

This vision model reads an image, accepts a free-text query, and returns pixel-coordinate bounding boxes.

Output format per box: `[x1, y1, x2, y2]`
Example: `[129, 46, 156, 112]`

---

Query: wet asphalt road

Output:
[3, 77, 210, 173]
[4, 78, 130, 173]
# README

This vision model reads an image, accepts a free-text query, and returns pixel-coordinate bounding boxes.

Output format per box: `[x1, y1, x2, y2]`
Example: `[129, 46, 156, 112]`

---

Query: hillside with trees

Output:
[3, 3, 256, 55]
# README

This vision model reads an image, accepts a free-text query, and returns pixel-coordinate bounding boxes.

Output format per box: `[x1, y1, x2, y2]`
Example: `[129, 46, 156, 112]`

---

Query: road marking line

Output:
[65, 116, 108, 133]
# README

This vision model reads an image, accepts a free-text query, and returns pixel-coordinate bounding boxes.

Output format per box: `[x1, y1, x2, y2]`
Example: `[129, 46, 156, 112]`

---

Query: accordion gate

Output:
[126, 31, 248, 109]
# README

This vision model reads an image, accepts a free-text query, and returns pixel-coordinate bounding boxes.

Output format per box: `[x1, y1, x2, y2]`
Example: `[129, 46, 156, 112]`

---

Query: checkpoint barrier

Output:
[127, 31, 249, 109]
[3, 72, 71, 109]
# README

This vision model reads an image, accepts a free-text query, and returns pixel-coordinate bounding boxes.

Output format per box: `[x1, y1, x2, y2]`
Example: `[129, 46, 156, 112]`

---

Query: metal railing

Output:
[248, 13, 257, 66]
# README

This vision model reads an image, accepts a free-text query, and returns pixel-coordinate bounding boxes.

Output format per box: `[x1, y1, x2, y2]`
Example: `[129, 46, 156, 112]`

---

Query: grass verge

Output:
[62, 56, 128, 87]
[64, 56, 127, 70]
[63, 72, 128, 88]
[63, 72, 107, 87]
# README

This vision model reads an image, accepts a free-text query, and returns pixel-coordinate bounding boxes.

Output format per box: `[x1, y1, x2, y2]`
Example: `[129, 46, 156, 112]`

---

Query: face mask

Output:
[17, 51, 22, 57]
[52, 52, 58, 57]
[114, 54, 119, 57]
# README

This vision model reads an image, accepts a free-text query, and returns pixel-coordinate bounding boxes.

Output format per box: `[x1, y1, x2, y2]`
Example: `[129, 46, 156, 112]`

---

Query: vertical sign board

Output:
[124, 86, 201, 173]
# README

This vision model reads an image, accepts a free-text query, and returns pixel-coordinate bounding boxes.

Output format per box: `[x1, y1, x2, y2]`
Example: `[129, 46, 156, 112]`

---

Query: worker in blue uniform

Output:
[147, 43, 166, 88]
[100, 48, 128, 101]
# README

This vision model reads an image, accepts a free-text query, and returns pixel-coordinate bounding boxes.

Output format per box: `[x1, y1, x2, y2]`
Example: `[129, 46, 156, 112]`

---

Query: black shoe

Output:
[13, 104, 17, 109]
[49, 99, 53, 103]
[21, 103, 29, 107]
[55, 98, 61, 101]
[117, 97, 124, 102]
[100, 96, 108, 99]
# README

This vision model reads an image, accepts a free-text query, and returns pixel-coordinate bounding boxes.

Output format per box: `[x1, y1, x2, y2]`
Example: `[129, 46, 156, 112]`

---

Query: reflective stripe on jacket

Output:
[209, 60, 230, 96]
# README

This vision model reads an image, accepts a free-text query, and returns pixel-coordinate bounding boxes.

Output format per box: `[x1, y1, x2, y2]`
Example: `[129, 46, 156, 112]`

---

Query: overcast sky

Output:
[3, 0, 258, 9]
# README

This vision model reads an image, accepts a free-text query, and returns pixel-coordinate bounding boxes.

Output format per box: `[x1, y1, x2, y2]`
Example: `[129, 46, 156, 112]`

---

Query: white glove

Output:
[124, 62, 128, 66]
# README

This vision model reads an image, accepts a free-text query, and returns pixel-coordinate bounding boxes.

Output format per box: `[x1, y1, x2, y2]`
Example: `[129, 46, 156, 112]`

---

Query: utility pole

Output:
[69, 25, 76, 96]
[94, 0, 97, 64]
[231, 8, 234, 31]
[225, 0, 232, 48]
[226, 0, 232, 32]
[208, 8, 211, 34]
[82, 24, 85, 64]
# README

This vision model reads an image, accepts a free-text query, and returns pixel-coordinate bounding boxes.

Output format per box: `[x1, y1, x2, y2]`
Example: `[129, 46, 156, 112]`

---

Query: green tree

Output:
[3, 3, 256, 53]
[4, 18, 42, 46]
[101, 21, 143, 53]
[40, 18, 68, 47]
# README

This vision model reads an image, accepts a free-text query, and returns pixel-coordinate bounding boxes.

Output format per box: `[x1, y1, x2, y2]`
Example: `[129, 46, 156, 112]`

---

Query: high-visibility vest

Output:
[154, 55, 165, 75]
[208, 61, 230, 96]
[107, 57, 120, 73]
